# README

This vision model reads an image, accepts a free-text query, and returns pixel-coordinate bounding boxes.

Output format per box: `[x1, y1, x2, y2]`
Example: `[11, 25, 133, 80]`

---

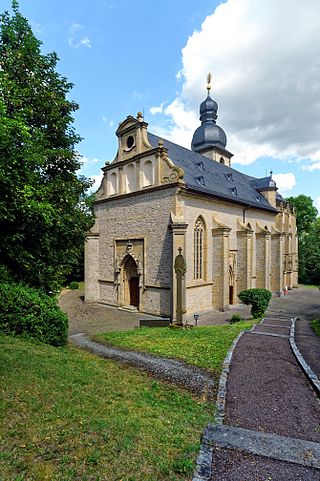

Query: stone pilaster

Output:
[292, 234, 299, 287]
[236, 221, 253, 293]
[212, 225, 231, 310]
[256, 224, 271, 290]
[271, 228, 285, 295]
[84, 232, 100, 302]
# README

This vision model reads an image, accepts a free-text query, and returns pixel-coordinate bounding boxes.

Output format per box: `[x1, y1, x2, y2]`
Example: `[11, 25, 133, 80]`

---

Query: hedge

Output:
[0, 282, 68, 346]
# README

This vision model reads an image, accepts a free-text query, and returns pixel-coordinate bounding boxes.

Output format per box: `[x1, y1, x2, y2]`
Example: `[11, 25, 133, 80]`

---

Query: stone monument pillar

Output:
[174, 248, 187, 325]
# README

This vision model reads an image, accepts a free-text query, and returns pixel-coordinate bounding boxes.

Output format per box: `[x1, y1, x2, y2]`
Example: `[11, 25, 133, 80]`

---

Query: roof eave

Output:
[182, 184, 278, 213]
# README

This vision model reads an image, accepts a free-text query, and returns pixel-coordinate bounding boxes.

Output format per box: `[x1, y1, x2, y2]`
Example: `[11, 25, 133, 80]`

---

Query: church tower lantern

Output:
[191, 73, 233, 167]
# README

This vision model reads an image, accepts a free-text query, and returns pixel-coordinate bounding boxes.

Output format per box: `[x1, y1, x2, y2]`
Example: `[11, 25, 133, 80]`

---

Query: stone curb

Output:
[203, 424, 320, 469]
[192, 325, 251, 481]
[290, 317, 320, 397]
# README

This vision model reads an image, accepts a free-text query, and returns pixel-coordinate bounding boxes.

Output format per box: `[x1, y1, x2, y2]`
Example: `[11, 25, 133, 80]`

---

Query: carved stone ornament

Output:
[126, 239, 133, 253]
[174, 248, 187, 275]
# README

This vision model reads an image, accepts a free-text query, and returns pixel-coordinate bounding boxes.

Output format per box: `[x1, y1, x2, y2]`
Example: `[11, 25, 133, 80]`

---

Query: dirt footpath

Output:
[59, 285, 320, 336]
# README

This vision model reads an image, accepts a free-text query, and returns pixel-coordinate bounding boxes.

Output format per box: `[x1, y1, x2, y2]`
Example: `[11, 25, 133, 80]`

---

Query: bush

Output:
[229, 313, 242, 323]
[0, 282, 68, 346]
[69, 281, 79, 290]
[311, 319, 320, 337]
[238, 288, 272, 318]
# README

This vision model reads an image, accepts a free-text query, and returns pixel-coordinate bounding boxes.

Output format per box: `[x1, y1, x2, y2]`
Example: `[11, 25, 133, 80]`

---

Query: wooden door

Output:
[129, 277, 139, 307]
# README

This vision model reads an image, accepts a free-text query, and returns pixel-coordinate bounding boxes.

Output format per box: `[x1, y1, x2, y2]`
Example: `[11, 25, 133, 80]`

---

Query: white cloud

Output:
[90, 172, 104, 191]
[80, 156, 100, 165]
[102, 116, 114, 127]
[30, 21, 43, 35]
[149, 103, 165, 115]
[273, 173, 296, 194]
[162, 0, 320, 166]
[68, 23, 92, 49]
[303, 162, 320, 172]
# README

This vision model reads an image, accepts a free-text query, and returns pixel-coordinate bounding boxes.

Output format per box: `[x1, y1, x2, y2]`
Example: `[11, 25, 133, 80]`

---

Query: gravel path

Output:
[295, 318, 320, 380]
[225, 331, 320, 442]
[210, 447, 320, 481]
[205, 314, 320, 481]
[70, 333, 216, 399]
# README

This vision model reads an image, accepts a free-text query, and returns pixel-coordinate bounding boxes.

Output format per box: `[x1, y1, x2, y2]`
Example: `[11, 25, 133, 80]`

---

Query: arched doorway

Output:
[122, 255, 140, 308]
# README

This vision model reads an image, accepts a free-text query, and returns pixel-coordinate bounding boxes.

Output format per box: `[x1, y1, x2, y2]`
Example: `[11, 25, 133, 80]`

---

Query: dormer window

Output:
[195, 176, 205, 186]
[196, 161, 205, 171]
[229, 187, 237, 195]
[226, 173, 233, 182]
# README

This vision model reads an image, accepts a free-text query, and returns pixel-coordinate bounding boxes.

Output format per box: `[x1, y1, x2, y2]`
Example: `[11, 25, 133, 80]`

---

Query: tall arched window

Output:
[194, 217, 205, 280]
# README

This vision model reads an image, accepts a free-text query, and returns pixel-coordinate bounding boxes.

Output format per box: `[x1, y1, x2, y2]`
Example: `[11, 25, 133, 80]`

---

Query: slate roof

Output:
[148, 132, 278, 213]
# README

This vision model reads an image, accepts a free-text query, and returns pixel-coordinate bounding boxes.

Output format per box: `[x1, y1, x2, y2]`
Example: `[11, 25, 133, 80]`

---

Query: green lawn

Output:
[96, 321, 255, 376]
[311, 319, 320, 337]
[0, 335, 212, 481]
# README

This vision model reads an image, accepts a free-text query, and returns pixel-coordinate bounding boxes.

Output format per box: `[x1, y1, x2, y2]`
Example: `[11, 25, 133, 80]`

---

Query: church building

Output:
[85, 78, 298, 323]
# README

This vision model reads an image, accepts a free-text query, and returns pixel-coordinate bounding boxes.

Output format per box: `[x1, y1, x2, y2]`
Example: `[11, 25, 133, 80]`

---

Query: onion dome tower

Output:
[191, 74, 233, 166]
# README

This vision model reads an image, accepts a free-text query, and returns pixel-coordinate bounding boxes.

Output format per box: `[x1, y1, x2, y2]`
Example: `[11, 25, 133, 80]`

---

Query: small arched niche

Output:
[142, 159, 154, 187]
[109, 172, 118, 195]
[125, 163, 136, 193]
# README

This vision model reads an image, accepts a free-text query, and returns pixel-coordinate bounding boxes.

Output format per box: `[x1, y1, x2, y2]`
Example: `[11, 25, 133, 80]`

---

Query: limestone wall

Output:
[86, 187, 176, 316]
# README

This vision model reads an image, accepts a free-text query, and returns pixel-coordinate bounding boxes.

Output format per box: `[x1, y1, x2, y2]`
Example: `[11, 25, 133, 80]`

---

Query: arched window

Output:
[125, 164, 136, 193]
[194, 217, 205, 280]
[109, 172, 117, 195]
[142, 160, 153, 187]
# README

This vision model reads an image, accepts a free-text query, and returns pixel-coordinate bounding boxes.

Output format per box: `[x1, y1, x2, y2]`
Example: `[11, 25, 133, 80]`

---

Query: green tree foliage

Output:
[238, 288, 272, 318]
[285, 195, 319, 284]
[285, 194, 318, 238]
[298, 218, 320, 285]
[0, 2, 94, 292]
[0, 281, 68, 346]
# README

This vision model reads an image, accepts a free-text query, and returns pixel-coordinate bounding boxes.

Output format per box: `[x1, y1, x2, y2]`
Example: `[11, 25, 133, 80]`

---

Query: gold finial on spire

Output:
[206, 72, 212, 94]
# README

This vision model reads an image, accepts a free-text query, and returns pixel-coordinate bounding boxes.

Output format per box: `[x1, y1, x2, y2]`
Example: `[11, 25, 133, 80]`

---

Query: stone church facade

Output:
[85, 83, 298, 323]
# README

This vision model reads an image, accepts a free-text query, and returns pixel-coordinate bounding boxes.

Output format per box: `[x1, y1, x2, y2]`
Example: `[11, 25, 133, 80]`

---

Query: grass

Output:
[299, 283, 320, 289]
[311, 319, 320, 337]
[0, 335, 212, 481]
[96, 321, 255, 376]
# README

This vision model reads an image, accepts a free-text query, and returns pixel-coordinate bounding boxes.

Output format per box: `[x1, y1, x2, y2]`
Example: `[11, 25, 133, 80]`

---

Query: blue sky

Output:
[2, 0, 320, 210]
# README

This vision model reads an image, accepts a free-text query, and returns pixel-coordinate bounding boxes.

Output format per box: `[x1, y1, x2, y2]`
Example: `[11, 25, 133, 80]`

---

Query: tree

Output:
[0, 2, 94, 292]
[285, 194, 318, 238]
[298, 218, 320, 285]
[285, 194, 319, 284]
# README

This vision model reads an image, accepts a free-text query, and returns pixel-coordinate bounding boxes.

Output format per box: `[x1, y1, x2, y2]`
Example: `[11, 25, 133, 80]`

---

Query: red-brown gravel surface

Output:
[295, 318, 320, 380]
[210, 447, 320, 481]
[225, 332, 320, 442]
[252, 324, 290, 336]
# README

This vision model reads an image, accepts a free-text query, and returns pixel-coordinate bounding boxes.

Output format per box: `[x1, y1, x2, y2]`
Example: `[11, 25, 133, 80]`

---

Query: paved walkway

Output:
[61, 285, 319, 335]
[195, 314, 320, 481]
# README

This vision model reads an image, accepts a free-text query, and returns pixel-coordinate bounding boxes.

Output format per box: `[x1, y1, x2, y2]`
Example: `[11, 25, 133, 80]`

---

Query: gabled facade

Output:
[85, 86, 298, 323]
